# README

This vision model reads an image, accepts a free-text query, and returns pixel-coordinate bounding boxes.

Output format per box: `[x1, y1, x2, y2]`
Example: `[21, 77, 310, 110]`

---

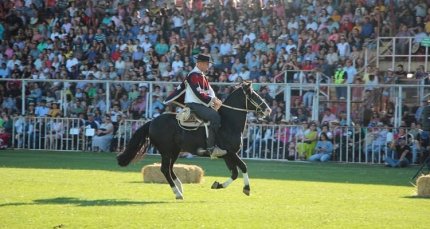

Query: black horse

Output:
[117, 82, 271, 199]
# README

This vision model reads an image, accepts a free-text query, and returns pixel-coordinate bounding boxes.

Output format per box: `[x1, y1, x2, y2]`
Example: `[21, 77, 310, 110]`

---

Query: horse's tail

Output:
[117, 121, 151, 167]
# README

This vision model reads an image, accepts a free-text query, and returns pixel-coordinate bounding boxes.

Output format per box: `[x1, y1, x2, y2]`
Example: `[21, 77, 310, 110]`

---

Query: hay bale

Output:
[417, 174, 430, 197]
[141, 163, 204, 184]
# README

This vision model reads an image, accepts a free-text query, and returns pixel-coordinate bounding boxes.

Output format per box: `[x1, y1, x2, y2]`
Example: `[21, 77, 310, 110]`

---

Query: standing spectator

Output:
[109, 104, 123, 126]
[326, 46, 339, 65]
[336, 36, 351, 60]
[171, 55, 184, 75]
[333, 63, 347, 99]
[360, 16, 374, 38]
[171, 10, 184, 34]
[395, 24, 414, 55]
[114, 56, 126, 76]
[154, 38, 169, 57]
[219, 36, 233, 56]
[140, 37, 152, 53]
[344, 59, 357, 84]
[0, 63, 10, 78]
[302, 76, 316, 109]
[415, 100, 428, 124]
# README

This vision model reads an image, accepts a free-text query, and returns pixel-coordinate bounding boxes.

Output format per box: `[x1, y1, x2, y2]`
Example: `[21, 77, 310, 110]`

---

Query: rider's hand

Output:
[213, 98, 222, 111]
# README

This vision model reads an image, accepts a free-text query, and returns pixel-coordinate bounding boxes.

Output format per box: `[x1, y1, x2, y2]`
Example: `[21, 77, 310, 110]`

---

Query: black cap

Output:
[194, 54, 213, 63]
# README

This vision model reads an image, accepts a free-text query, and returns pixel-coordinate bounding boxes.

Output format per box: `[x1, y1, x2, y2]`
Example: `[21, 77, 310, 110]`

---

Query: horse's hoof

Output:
[176, 195, 184, 200]
[211, 181, 223, 189]
[243, 185, 250, 196]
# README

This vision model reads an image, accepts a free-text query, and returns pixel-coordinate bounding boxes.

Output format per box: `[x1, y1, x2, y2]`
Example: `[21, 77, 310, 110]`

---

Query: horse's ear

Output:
[242, 81, 252, 91]
[242, 81, 252, 90]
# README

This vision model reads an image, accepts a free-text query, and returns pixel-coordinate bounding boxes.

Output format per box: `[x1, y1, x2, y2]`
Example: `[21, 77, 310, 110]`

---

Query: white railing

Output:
[377, 36, 430, 72]
[11, 116, 425, 164]
[12, 116, 90, 151]
[1, 78, 429, 126]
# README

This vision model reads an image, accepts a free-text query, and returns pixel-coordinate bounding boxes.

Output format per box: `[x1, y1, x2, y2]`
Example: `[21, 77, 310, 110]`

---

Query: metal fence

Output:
[12, 116, 90, 151]
[377, 36, 430, 72]
[2, 78, 429, 128]
[11, 117, 426, 165]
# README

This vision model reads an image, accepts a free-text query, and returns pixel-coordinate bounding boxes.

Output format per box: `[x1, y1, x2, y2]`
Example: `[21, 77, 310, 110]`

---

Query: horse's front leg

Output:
[235, 154, 250, 196]
[211, 153, 238, 190]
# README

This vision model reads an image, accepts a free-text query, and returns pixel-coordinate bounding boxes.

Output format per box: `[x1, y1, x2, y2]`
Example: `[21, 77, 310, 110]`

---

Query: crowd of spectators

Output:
[0, 0, 429, 155]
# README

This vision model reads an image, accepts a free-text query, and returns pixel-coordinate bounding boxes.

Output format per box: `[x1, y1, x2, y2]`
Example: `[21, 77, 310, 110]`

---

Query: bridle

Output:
[220, 86, 267, 115]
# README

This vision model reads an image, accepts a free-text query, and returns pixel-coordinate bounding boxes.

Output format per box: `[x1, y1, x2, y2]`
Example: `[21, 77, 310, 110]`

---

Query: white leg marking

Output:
[171, 186, 183, 199]
[222, 178, 233, 188]
[173, 178, 183, 194]
[243, 173, 250, 186]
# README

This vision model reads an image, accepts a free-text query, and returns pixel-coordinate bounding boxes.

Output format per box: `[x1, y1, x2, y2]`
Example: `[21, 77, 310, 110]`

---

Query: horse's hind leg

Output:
[211, 153, 238, 189]
[160, 155, 183, 200]
[170, 154, 183, 194]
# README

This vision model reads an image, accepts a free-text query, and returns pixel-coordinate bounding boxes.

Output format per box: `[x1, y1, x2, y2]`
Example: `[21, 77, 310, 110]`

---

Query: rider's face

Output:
[197, 61, 210, 72]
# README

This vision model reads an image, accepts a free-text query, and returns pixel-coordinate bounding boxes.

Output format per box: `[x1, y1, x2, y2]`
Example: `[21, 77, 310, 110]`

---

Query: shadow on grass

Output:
[402, 195, 430, 200]
[0, 150, 421, 187]
[0, 197, 170, 207]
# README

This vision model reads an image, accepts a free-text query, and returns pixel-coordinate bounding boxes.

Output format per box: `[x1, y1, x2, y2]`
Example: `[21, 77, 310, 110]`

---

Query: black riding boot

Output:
[206, 128, 216, 151]
[206, 127, 226, 158]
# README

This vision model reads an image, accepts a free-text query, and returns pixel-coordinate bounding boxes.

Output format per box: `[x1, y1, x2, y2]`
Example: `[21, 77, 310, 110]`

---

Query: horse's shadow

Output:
[0, 197, 171, 207]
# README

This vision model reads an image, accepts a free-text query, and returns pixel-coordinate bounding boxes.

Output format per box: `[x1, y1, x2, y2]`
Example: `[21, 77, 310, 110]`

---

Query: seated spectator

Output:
[365, 123, 388, 162]
[110, 115, 131, 152]
[385, 136, 412, 168]
[416, 130, 430, 164]
[321, 108, 338, 124]
[0, 126, 10, 149]
[69, 99, 85, 117]
[45, 114, 64, 150]
[47, 102, 61, 117]
[2, 94, 18, 114]
[296, 121, 318, 160]
[27, 83, 43, 103]
[91, 115, 114, 152]
[34, 100, 50, 117]
[130, 95, 146, 118]
[319, 124, 333, 141]
[309, 133, 334, 162]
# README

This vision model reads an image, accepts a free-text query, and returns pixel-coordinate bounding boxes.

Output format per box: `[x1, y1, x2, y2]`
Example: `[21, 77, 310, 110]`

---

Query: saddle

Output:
[176, 107, 210, 128]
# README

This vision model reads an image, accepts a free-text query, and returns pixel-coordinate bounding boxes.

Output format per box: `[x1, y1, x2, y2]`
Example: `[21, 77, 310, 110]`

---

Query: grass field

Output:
[0, 150, 429, 229]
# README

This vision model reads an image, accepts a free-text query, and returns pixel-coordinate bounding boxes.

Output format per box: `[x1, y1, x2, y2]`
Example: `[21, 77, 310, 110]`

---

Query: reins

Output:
[220, 103, 249, 112]
[220, 87, 266, 114]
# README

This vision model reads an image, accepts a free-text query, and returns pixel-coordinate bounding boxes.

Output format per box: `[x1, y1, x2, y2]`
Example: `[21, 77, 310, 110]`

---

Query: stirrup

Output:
[209, 146, 227, 159]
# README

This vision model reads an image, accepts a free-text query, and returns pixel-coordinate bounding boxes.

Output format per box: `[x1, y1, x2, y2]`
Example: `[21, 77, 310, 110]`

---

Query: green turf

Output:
[0, 150, 429, 229]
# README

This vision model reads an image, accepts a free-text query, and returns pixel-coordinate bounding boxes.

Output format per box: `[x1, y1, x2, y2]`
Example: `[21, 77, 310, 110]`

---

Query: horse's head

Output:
[240, 81, 272, 118]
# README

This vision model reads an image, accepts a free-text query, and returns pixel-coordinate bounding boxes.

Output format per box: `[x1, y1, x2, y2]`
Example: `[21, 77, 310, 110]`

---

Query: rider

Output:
[164, 53, 226, 157]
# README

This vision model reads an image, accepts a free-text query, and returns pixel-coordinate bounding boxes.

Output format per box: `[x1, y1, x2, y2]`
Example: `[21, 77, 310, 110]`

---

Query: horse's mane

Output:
[222, 82, 251, 105]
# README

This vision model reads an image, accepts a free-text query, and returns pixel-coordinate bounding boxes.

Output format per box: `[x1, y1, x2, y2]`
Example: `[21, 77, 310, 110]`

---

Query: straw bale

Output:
[417, 174, 430, 197]
[141, 163, 204, 184]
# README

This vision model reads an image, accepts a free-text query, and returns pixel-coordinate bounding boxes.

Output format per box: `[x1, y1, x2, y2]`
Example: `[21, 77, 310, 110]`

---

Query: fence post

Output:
[346, 84, 351, 126]
[148, 82, 153, 118]
[284, 85, 291, 121]
[106, 81, 111, 114]
[21, 80, 26, 115]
